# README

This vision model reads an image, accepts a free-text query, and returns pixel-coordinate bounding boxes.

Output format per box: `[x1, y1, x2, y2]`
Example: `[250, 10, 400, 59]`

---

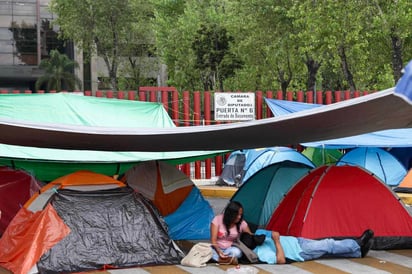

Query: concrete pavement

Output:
[77, 249, 412, 273]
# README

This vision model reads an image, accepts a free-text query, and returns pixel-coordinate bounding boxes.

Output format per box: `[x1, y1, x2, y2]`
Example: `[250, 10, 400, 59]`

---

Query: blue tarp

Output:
[395, 60, 412, 104]
[265, 98, 412, 148]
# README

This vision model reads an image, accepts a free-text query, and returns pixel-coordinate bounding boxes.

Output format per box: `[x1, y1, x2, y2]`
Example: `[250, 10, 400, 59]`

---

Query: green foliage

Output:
[191, 23, 242, 90]
[154, 0, 412, 93]
[50, 0, 155, 91]
[51, 0, 412, 93]
[35, 50, 81, 92]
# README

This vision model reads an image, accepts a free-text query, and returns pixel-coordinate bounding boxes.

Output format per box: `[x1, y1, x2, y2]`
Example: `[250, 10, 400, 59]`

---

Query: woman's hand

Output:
[218, 251, 229, 259]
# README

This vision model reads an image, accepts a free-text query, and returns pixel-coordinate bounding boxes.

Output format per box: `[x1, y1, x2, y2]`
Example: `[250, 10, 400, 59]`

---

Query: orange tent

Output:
[394, 169, 412, 205]
[397, 169, 412, 189]
[123, 161, 193, 216]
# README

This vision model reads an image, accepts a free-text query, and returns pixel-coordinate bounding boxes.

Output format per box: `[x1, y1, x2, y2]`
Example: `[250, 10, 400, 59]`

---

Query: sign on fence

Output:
[214, 92, 255, 121]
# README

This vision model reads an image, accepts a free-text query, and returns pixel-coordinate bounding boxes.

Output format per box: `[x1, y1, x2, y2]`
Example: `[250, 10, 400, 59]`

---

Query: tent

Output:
[215, 150, 246, 186]
[241, 147, 315, 184]
[0, 170, 183, 274]
[336, 147, 407, 186]
[388, 147, 412, 170]
[231, 161, 313, 231]
[302, 147, 343, 166]
[0, 166, 42, 235]
[395, 169, 412, 193]
[394, 169, 412, 205]
[122, 161, 214, 240]
[266, 165, 412, 250]
[216, 147, 314, 187]
[0, 93, 226, 181]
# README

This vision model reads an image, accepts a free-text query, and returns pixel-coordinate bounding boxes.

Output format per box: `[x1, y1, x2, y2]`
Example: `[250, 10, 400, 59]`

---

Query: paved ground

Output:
[71, 249, 412, 273]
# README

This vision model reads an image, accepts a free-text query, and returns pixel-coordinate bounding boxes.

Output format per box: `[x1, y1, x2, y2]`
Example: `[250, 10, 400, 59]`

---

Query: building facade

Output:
[0, 0, 75, 91]
[0, 0, 165, 93]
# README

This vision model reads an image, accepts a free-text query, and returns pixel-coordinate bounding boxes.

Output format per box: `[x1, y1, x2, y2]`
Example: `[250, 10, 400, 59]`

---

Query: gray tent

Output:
[0, 171, 184, 274]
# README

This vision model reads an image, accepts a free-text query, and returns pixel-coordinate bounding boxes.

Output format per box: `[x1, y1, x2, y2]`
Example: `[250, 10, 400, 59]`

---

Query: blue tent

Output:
[241, 147, 315, 185]
[164, 187, 214, 240]
[336, 147, 407, 186]
[216, 146, 314, 187]
[388, 147, 412, 169]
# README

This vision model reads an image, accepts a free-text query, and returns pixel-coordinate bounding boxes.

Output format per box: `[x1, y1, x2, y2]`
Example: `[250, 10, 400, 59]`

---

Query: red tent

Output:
[266, 165, 412, 250]
[0, 166, 41, 235]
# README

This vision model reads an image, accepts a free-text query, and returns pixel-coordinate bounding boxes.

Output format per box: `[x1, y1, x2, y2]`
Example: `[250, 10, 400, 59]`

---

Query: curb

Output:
[197, 185, 237, 198]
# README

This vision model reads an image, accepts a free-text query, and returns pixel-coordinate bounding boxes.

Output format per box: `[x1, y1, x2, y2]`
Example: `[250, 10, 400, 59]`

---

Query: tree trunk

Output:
[305, 56, 321, 92]
[277, 56, 292, 94]
[390, 32, 403, 84]
[338, 45, 356, 92]
[102, 55, 118, 91]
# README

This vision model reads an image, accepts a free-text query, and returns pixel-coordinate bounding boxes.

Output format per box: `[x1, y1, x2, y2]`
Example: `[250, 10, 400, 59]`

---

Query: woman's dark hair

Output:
[223, 201, 243, 236]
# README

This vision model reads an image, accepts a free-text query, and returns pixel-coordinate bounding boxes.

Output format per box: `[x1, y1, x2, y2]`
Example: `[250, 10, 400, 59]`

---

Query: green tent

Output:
[0, 93, 226, 181]
[302, 147, 343, 166]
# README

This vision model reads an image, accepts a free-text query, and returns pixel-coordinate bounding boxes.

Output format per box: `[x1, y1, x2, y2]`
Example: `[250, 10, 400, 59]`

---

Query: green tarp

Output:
[0, 93, 226, 181]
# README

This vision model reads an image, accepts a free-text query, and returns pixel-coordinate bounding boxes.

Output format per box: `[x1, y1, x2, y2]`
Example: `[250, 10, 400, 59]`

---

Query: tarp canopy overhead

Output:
[0, 93, 226, 181]
[265, 98, 412, 149]
[0, 60, 412, 152]
[0, 87, 411, 152]
[0, 92, 177, 128]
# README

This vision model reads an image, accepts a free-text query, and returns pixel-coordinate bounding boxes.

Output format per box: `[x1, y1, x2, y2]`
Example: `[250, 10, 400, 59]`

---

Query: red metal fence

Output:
[0, 87, 373, 181]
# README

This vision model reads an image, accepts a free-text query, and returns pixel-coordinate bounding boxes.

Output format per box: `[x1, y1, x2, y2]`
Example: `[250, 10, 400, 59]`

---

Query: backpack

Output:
[180, 242, 213, 267]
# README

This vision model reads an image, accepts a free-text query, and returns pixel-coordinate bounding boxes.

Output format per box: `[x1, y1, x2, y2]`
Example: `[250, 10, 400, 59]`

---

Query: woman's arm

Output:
[210, 222, 228, 258]
[272, 231, 286, 264]
[240, 220, 253, 235]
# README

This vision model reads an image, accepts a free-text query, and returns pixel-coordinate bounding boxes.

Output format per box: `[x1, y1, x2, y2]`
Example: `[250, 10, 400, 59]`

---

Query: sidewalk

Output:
[68, 249, 412, 273]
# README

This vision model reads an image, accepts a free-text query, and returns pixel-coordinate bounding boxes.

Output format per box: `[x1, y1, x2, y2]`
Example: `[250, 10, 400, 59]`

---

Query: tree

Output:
[368, 0, 412, 84]
[47, 0, 412, 93]
[224, 1, 300, 93]
[35, 49, 81, 92]
[50, 0, 154, 91]
[192, 23, 242, 91]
